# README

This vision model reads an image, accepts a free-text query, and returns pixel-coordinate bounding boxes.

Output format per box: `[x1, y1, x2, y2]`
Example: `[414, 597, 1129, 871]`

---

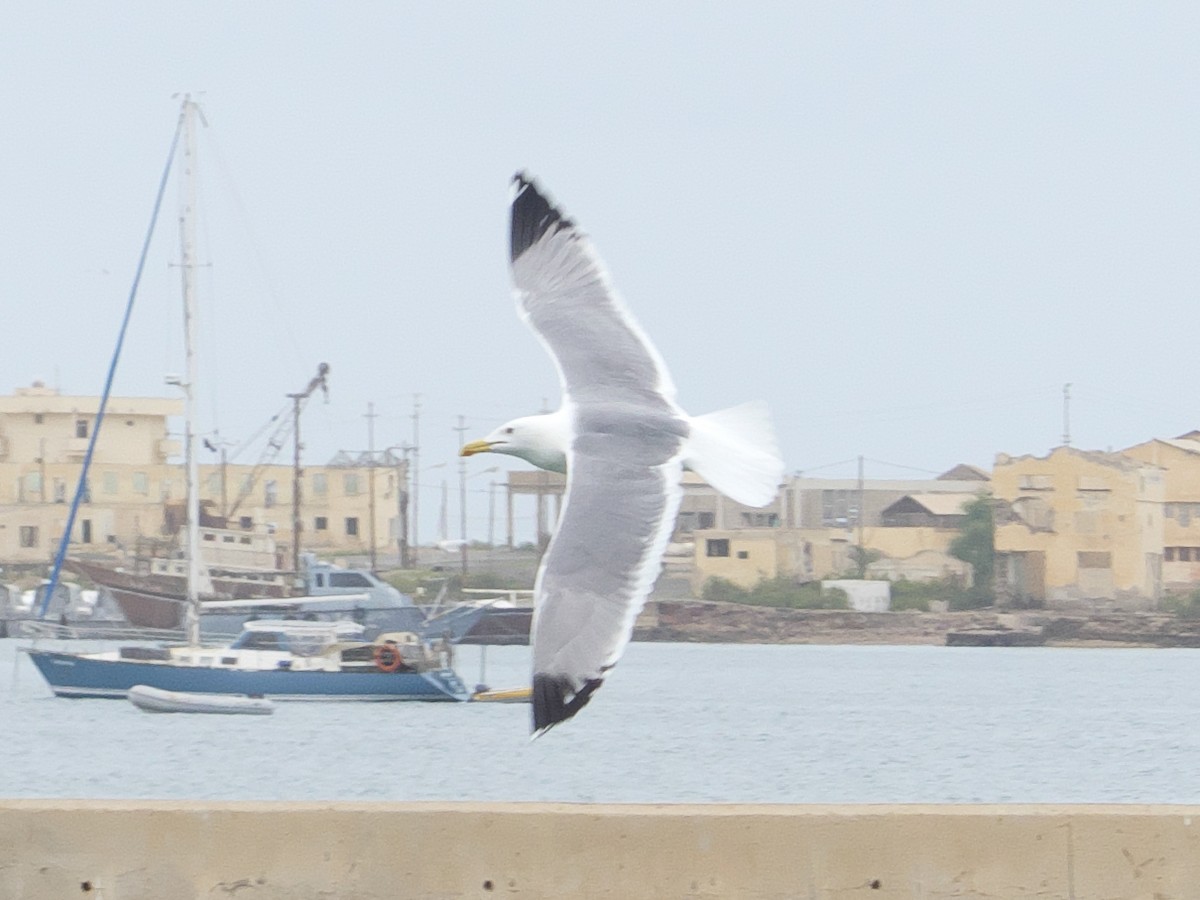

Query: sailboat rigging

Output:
[24, 97, 471, 703]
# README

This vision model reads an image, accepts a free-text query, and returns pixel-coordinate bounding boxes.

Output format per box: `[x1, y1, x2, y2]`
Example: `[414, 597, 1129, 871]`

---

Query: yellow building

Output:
[1122, 433, 1200, 595]
[690, 471, 988, 591]
[0, 383, 401, 568]
[691, 523, 975, 591]
[992, 446, 1163, 610]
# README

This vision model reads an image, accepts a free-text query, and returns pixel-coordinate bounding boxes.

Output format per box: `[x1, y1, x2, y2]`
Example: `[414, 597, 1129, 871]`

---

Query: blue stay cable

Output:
[37, 109, 186, 618]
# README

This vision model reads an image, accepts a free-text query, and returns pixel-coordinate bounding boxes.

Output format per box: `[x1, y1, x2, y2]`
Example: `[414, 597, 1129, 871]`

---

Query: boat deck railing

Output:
[11, 620, 239, 644]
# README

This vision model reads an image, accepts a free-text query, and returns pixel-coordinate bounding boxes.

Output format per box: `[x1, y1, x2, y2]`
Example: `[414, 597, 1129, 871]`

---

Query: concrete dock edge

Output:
[3, 800, 1199, 898]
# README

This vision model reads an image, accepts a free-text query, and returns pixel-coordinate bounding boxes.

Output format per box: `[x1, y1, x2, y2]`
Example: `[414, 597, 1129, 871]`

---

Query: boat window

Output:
[329, 572, 372, 588]
[232, 631, 285, 651]
[287, 634, 328, 657]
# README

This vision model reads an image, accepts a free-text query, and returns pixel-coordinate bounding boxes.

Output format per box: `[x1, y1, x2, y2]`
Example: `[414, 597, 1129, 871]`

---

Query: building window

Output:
[697, 512, 715, 529]
[822, 490, 859, 527]
[1166, 547, 1177, 562]
[239, 516, 253, 530]
[1181, 548, 1193, 563]
[75, 419, 88, 438]
[103, 472, 118, 494]
[1077, 551, 1112, 569]
[264, 480, 278, 508]
[53, 479, 66, 503]
[132, 472, 149, 494]
[19, 526, 38, 548]
[312, 473, 328, 496]
[81, 520, 92, 544]
[706, 538, 730, 558]
[741, 512, 778, 527]
[345, 517, 359, 537]
[34, 414, 43, 425]
[737, 550, 749, 559]
[314, 516, 328, 531]
[1018, 474, 1054, 491]
[19, 473, 41, 502]
[343, 473, 360, 496]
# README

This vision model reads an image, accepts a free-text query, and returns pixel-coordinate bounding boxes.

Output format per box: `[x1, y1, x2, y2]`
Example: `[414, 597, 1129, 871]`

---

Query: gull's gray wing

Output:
[509, 174, 688, 735]
[510, 173, 678, 409]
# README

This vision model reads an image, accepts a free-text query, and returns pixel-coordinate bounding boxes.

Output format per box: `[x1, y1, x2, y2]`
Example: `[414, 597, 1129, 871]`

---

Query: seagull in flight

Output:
[461, 174, 784, 735]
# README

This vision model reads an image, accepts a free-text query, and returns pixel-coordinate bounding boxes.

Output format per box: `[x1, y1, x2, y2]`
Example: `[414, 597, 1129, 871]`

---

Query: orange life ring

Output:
[373, 644, 402, 673]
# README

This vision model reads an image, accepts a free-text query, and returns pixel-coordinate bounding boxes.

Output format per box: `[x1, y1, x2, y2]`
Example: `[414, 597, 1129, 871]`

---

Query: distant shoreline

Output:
[632, 600, 1200, 648]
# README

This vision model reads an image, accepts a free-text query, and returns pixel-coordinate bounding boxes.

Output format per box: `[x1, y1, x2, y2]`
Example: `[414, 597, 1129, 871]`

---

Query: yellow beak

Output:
[459, 440, 494, 457]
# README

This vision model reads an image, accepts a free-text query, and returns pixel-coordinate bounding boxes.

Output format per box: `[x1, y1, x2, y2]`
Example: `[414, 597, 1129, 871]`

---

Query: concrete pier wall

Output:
[3, 800, 1200, 899]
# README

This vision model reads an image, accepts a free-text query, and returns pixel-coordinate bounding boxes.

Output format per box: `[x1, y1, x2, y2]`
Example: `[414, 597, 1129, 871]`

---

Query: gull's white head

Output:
[459, 412, 569, 474]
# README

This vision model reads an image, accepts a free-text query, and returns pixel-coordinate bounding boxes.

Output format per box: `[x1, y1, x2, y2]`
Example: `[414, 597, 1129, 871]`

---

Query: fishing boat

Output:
[28, 619, 469, 702]
[24, 98, 469, 704]
[127, 684, 275, 715]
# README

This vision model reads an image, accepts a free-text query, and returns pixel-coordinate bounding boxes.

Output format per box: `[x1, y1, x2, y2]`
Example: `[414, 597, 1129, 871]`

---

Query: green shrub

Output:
[887, 576, 993, 611]
[700, 577, 749, 603]
[701, 576, 849, 610]
[1163, 589, 1200, 620]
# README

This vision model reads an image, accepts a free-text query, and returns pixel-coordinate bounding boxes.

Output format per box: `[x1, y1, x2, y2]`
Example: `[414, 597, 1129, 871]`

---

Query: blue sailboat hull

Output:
[26, 651, 469, 702]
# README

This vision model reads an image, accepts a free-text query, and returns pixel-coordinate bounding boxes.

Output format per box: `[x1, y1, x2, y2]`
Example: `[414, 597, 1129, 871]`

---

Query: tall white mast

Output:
[179, 95, 203, 647]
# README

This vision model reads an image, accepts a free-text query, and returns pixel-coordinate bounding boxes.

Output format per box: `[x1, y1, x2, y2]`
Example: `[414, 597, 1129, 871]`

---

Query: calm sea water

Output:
[2, 638, 1198, 804]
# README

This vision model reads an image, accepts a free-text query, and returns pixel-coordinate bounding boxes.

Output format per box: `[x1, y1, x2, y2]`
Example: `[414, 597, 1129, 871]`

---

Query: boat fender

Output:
[373, 644, 402, 673]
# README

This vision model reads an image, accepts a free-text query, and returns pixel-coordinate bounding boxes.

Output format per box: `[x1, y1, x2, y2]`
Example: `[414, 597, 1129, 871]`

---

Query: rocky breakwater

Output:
[633, 600, 1015, 645]
[633, 601, 1200, 647]
[1038, 612, 1200, 647]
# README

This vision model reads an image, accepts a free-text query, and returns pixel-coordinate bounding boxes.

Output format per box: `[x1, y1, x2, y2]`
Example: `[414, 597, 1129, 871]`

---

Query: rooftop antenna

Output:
[1062, 383, 1072, 448]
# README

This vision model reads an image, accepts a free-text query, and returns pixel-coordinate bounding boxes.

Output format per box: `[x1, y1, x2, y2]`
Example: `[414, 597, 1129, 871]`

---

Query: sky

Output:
[3, 3, 1200, 543]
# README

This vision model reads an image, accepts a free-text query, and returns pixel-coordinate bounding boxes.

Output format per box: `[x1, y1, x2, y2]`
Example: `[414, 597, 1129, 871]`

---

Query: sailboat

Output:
[25, 97, 469, 703]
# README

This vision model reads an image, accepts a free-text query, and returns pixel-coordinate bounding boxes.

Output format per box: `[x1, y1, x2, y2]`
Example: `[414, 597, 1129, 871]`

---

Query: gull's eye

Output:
[504, 427, 515, 434]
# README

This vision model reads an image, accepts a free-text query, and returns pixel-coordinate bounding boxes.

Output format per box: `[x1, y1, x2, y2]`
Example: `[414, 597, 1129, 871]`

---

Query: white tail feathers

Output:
[683, 401, 785, 508]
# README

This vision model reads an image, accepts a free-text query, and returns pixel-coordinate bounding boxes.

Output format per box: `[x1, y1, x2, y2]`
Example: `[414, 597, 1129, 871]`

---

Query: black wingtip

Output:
[531, 673, 603, 737]
[510, 172, 573, 263]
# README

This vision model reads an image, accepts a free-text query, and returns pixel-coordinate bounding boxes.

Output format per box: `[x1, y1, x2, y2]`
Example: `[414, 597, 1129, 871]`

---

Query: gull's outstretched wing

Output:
[509, 174, 688, 735]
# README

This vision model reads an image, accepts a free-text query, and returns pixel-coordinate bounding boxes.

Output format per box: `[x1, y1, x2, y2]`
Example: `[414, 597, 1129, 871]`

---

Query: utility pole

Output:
[453, 415, 469, 574]
[410, 394, 421, 568]
[288, 363, 330, 586]
[1062, 383, 1072, 448]
[857, 455, 865, 570]
[488, 479, 497, 548]
[365, 402, 378, 572]
[396, 444, 413, 568]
